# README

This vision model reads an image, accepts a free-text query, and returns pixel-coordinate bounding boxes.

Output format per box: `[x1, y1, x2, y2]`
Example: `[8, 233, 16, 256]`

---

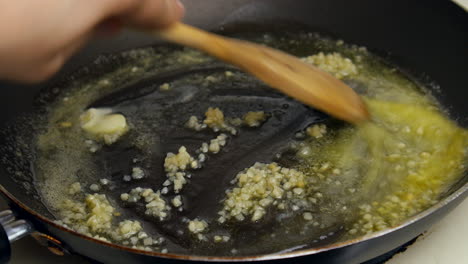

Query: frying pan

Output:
[0, 0, 467, 263]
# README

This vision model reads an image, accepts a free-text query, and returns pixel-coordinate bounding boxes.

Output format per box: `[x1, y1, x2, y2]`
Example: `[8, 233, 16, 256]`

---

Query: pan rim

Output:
[1, 178, 467, 262]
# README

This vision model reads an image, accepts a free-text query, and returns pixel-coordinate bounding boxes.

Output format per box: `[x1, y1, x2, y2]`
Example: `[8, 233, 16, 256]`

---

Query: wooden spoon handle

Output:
[157, 23, 228, 58]
[157, 23, 369, 124]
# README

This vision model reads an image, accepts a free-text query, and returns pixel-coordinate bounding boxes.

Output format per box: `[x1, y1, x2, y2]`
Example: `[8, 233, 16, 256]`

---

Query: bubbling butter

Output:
[80, 108, 129, 145]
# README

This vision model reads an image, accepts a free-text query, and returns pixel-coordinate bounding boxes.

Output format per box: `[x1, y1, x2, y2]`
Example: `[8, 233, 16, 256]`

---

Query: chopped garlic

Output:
[131, 167, 145, 180]
[203, 108, 237, 135]
[164, 146, 194, 173]
[159, 83, 171, 91]
[301, 52, 358, 79]
[188, 219, 208, 234]
[219, 162, 306, 222]
[306, 124, 327, 139]
[172, 195, 182, 207]
[243, 111, 267, 127]
[204, 107, 225, 130]
[68, 182, 82, 195]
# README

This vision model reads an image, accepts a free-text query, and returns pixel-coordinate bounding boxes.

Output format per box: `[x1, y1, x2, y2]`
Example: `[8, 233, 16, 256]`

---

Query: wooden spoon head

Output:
[222, 40, 370, 124]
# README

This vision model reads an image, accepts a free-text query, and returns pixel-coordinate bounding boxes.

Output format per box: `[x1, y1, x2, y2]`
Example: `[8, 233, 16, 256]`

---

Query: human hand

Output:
[0, 0, 184, 83]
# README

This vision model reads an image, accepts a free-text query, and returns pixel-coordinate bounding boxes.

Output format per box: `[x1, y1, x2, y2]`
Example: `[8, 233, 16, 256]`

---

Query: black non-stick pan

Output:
[0, 0, 467, 263]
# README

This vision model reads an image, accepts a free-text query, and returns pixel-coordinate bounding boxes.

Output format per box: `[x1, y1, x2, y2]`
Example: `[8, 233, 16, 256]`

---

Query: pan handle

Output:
[0, 210, 33, 263]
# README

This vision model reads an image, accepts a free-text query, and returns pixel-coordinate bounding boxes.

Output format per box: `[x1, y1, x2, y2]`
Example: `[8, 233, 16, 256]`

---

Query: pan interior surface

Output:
[1, 29, 467, 257]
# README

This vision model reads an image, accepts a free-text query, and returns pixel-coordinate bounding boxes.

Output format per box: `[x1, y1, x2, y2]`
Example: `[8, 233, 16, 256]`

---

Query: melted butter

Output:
[292, 37, 467, 237]
[31, 31, 467, 254]
[297, 93, 467, 237]
[80, 108, 128, 145]
[352, 99, 466, 233]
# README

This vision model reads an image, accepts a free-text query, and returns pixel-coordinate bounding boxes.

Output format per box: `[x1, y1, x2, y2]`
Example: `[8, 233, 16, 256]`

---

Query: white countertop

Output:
[387, 198, 468, 264]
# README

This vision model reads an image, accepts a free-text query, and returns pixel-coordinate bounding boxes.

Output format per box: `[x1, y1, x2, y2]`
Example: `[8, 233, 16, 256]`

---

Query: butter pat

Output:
[80, 108, 128, 145]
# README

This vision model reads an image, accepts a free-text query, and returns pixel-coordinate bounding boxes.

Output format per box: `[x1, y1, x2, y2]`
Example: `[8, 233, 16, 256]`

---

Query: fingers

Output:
[2, 54, 65, 84]
[98, 0, 184, 29]
[48, 0, 186, 78]
[0, 0, 185, 83]
[96, 18, 124, 36]
[123, 0, 185, 29]
[2, 30, 93, 83]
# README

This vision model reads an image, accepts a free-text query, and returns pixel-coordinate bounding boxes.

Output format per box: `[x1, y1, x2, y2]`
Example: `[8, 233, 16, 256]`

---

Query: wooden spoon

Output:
[157, 23, 370, 124]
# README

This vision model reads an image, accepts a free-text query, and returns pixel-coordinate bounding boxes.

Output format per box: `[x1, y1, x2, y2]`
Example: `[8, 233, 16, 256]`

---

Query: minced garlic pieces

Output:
[301, 52, 358, 79]
[186, 116, 206, 131]
[204, 107, 225, 129]
[203, 107, 237, 135]
[68, 182, 82, 195]
[164, 146, 194, 173]
[208, 134, 227, 154]
[243, 111, 267, 127]
[213, 235, 230, 243]
[122, 187, 170, 221]
[113, 220, 142, 240]
[171, 195, 183, 207]
[80, 108, 128, 145]
[188, 219, 208, 234]
[159, 83, 171, 91]
[219, 162, 306, 222]
[58, 185, 164, 250]
[164, 146, 196, 193]
[84, 194, 115, 232]
[306, 124, 327, 139]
